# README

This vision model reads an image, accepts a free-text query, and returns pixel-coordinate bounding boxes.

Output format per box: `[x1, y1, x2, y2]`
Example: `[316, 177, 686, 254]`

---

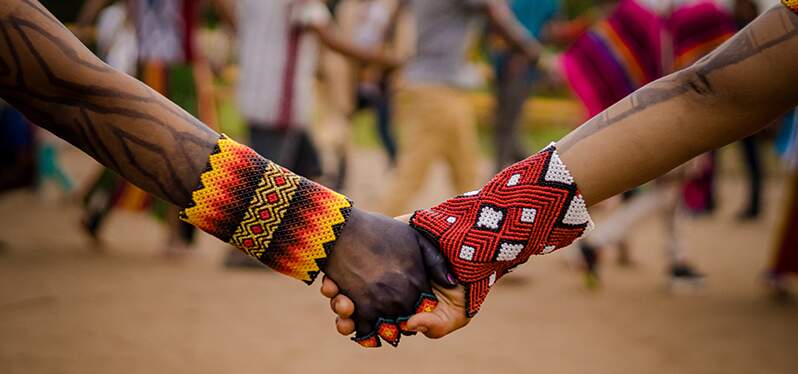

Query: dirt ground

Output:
[1, 146, 797, 374]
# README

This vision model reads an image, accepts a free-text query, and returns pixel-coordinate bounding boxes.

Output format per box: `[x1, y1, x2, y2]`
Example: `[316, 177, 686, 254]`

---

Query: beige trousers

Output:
[380, 83, 480, 216]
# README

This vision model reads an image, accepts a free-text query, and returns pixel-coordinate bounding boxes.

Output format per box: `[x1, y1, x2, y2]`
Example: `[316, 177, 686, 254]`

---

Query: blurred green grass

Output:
[219, 93, 575, 157]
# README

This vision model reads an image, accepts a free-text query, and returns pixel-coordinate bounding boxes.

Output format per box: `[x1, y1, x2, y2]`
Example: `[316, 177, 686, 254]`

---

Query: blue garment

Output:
[0, 105, 32, 150]
[510, 0, 560, 38]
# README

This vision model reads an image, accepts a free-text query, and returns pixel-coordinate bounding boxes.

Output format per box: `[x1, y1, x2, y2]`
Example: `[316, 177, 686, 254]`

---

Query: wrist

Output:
[411, 143, 593, 316]
[180, 135, 352, 284]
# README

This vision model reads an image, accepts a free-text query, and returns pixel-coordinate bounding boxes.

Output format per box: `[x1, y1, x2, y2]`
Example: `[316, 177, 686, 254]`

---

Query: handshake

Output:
[182, 136, 592, 348]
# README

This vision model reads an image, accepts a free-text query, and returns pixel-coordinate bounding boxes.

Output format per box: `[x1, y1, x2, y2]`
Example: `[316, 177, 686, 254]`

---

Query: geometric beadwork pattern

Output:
[180, 135, 352, 284]
[411, 143, 593, 317]
[784, 0, 798, 14]
[229, 162, 301, 258]
[351, 293, 438, 348]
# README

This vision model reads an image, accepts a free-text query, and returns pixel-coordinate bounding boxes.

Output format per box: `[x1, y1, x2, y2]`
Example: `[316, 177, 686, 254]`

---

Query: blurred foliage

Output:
[562, 0, 598, 18]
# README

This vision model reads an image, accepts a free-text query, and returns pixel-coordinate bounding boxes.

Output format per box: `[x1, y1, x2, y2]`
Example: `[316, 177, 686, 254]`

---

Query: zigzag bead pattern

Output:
[784, 0, 798, 13]
[351, 293, 438, 348]
[411, 143, 593, 317]
[180, 135, 352, 284]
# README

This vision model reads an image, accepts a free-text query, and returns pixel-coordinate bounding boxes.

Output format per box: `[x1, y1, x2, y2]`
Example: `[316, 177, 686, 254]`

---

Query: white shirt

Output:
[236, 0, 331, 128]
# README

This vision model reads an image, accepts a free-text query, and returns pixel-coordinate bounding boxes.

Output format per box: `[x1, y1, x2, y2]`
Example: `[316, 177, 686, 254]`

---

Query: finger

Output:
[331, 295, 355, 318]
[418, 235, 458, 289]
[406, 311, 452, 339]
[394, 213, 412, 223]
[320, 275, 340, 298]
[336, 317, 356, 336]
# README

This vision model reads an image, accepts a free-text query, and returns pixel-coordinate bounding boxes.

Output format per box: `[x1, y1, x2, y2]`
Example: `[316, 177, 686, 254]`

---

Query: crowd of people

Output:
[2, 0, 798, 345]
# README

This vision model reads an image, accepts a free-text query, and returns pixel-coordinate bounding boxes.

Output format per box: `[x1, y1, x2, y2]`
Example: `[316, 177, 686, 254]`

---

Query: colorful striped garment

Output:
[561, 0, 736, 117]
[560, 0, 661, 117]
[669, 1, 737, 69]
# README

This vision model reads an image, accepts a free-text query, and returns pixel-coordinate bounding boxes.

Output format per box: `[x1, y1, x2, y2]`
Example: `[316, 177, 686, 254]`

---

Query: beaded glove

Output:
[411, 144, 593, 317]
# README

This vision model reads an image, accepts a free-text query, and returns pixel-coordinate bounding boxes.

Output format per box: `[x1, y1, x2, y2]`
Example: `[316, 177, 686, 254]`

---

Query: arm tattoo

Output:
[0, 0, 218, 206]
[558, 5, 798, 152]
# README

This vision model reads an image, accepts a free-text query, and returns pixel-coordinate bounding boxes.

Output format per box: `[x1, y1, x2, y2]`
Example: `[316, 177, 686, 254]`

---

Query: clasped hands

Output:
[319, 208, 469, 347]
[317, 146, 592, 348]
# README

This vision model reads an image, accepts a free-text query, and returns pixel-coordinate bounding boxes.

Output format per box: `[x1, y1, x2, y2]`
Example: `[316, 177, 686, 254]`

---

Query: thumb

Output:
[406, 311, 450, 339]
[417, 234, 458, 289]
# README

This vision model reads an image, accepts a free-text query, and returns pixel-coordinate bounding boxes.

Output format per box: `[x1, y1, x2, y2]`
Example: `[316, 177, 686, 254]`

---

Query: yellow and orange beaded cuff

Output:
[180, 135, 352, 284]
[785, 0, 798, 13]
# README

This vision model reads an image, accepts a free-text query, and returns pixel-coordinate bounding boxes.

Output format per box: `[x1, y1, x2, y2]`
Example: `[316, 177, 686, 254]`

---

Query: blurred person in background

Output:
[487, 0, 560, 172]
[0, 101, 72, 201]
[0, 0, 458, 346]
[767, 108, 798, 300]
[561, 0, 737, 288]
[35, 131, 74, 200]
[734, 0, 765, 220]
[315, 0, 411, 191]
[224, 0, 402, 267]
[0, 100, 35, 193]
[380, 0, 544, 217]
[325, 0, 798, 340]
[75, 0, 226, 254]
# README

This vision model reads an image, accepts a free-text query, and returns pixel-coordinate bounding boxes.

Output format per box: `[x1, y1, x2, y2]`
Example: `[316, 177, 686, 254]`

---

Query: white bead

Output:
[496, 242, 523, 261]
[476, 206, 504, 230]
[544, 152, 574, 185]
[563, 195, 591, 225]
[462, 189, 481, 197]
[459, 245, 475, 261]
[520, 208, 537, 223]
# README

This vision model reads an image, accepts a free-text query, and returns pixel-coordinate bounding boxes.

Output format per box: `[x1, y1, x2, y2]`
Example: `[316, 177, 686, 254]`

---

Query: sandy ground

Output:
[1, 146, 797, 374]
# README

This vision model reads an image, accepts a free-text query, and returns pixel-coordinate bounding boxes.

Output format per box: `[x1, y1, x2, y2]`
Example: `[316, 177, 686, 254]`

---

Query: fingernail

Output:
[447, 273, 457, 285]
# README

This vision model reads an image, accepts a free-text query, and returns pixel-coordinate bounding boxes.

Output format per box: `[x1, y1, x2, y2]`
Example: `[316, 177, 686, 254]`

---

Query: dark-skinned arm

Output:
[0, 0, 455, 348]
[1, 0, 216, 205]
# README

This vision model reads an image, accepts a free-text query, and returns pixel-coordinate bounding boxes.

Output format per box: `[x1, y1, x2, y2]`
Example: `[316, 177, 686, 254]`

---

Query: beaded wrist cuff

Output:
[352, 293, 438, 348]
[180, 135, 352, 284]
[411, 144, 593, 317]
[784, 0, 798, 13]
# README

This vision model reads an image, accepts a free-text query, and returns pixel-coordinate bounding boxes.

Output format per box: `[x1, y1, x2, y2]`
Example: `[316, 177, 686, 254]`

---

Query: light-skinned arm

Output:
[327, 3, 798, 339]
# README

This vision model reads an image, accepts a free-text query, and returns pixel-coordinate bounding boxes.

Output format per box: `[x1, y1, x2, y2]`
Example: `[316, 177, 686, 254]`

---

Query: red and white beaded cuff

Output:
[411, 143, 593, 317]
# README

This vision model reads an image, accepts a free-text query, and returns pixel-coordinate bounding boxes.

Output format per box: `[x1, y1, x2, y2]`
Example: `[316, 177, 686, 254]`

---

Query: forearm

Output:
[484, 0, 541, 59]
[558, 4, 798, 205]
[1, 0, 359, 285]
[315, 24, 396, 67]
[0, 0, 218, 206]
